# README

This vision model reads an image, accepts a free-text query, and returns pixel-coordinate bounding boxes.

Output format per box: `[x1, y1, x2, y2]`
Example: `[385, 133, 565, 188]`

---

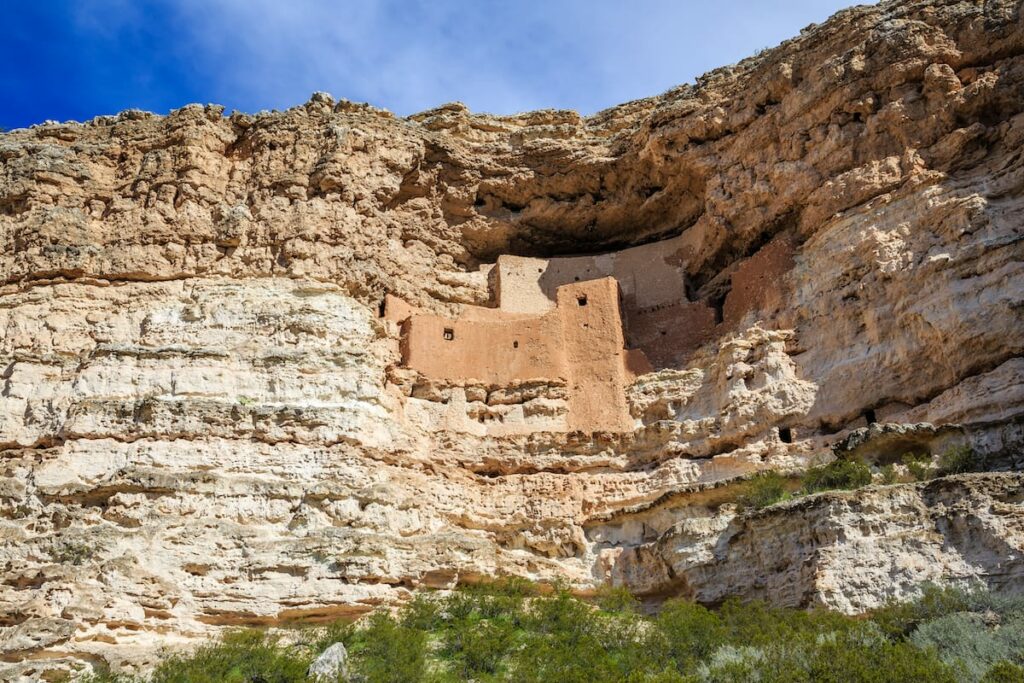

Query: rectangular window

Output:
[443, 327, 454, 341]
[577, 295, 588, 306]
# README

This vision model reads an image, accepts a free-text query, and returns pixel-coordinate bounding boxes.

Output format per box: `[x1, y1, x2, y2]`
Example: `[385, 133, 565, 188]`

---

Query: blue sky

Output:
[2, 1, 869, 130]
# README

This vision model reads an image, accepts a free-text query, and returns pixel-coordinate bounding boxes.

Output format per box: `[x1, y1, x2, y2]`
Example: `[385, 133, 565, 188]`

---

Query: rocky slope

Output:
[1, 0, 1023, 677]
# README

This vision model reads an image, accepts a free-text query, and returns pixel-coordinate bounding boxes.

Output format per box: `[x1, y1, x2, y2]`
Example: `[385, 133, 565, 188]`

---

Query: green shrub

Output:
[598, 603, 651, 675]
[697, 645, 765, 682]
[483, 575, 539, 598]
[597, 584, 641, 614]
[801, 456, 873, 494]
[982, 661, 1024, 682]
[881, 463, 900, 484]
[303, 618, 354, 654]
[737, 472, 790, 510]
[902, 452, 934, 481]
[78, 669, 134, 683]
[446, 618, 517, 677]
[510, 588, 642, 683]
[348, 612, 426, 683]
[439, 583, 528, 679]
[446, 577, 534, 624]
[81, 581, 1022, 683]
[871, 583, 974, 638]
[400, 592, 443, 631]
[911, 612, 1024, 681]
[795, 629, 958, 683]
[652, 599, 727, 670]
[625, 671, 695, 683]
[967, 589, 1024, 619]
[937, 445, 986, 476]
[717, 597, 857, 649]
[150, 630, 311, 683]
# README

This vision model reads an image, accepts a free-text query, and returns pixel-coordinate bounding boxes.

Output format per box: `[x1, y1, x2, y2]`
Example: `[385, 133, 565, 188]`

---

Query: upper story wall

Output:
[723, 236, 796, 328]
[627, 301, 717, 369]
[395, 277, 639, 432]
[493, 255, 553, 314]
[556, 278, 636, 432]
[400, 308, 566, 386]
[390, 234, 798, 431]
[495, 235, 688, 316]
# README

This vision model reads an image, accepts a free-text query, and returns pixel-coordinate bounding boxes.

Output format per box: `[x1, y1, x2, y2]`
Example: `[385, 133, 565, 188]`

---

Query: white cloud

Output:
[78, 0, 875, 116]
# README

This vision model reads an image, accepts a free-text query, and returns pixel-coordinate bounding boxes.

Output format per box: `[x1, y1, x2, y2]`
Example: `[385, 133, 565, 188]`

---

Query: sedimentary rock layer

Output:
[612, 473, 1024, 613]
[1, 0, 1022, 676]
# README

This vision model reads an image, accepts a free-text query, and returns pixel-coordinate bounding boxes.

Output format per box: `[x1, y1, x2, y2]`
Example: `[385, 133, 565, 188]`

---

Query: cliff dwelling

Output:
[386, 233, 796, 434]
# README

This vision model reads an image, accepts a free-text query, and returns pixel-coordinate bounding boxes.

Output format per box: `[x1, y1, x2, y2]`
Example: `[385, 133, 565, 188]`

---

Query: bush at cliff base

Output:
[82, 581, 1024, 683]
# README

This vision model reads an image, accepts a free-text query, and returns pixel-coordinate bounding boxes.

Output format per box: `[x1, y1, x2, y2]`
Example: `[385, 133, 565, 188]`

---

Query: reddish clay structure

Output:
[625, 301, 717, 369]
[388, 234, 795, 433]
[397, 305, 565, 386]
[492, 237, 716, 368]
[723, 236, 796, 327]
[392, 278, 638, 432]
[557, 279, 641, 432]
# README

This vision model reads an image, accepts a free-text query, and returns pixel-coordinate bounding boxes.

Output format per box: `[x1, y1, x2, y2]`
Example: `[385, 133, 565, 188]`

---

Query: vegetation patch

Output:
[800, 457, 873, 494]
[49, 539, 96, 566]
[738, 444, 989, 511]
[936, 445, 988, 476]
[80, 582, 1024, 683]
[736, 471, 793, 510]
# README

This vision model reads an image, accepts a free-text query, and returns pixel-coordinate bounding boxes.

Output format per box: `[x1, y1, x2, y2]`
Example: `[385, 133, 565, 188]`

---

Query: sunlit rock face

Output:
[1, 0, 1023, 676]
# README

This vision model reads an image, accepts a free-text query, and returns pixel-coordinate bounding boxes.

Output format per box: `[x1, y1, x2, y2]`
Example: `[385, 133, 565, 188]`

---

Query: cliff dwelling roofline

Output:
[386, 232, 797, 432]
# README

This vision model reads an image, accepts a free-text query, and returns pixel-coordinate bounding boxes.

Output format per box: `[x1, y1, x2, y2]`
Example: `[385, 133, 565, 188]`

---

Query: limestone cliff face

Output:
[1, 0, 1023, 677]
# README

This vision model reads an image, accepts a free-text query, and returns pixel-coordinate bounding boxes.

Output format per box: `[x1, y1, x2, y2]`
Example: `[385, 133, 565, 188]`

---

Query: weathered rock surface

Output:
[308, 642, 348, 682]
[612, 473, 1024, 614]
[0, 0, 1022, 677]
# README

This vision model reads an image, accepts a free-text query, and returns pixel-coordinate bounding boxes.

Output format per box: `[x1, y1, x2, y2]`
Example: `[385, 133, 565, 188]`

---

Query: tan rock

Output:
[0, 0, 1021, 676]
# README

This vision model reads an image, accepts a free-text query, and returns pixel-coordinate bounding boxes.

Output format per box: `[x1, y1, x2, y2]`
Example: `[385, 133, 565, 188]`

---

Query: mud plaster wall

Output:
[396, 236, 796, 430]
[495, 237, 705, 369]
[626, 302, 718, 369]
[625, 237, 796, 367]
[497, 235, 689, 316]
[494, 255, 555, 314]
[723, 236, 796, 327]
[557, 278, 635, 432]
[400, 278, 636, 432]
[400, 312, 566, 385]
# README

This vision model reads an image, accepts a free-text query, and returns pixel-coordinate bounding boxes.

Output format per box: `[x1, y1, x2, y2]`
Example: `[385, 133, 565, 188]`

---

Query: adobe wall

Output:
[723, 236, 796, 327]
[557, 278, 634, 432]
[626, 301, 718, 369]
[383, 293, 418, 324]
[496, 235, 688, 316]
[621, 237, 795, 367]
[396, 277, 637, 433]
[607, 236, 689, 311]
[390, 235, 796, 432]
[400, 311, 566, 385]
[494, 255, 555, 314]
